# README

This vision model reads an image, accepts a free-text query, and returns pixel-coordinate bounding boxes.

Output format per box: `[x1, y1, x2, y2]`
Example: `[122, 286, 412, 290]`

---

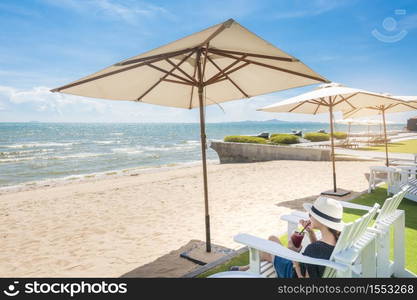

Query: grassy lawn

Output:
[358, 139, 417, 154]
[199, 187, 417, 277]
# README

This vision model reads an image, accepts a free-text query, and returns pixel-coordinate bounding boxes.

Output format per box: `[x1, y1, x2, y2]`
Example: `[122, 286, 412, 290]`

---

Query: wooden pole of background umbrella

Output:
[348, 122, 351, 141]
[329, 99, 337, 193]
[196, 49, 211, 252]
[382, 109, 389, 167]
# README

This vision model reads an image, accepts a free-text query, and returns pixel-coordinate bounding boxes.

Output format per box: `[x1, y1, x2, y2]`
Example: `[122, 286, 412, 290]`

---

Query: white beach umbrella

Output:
[51, 19, 328, 252]
[258, 83, 405, 196]
[344, 95, 417, 166]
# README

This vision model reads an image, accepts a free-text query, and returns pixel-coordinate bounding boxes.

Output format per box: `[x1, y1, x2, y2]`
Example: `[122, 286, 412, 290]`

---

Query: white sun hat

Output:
[304, 196, 344, 232]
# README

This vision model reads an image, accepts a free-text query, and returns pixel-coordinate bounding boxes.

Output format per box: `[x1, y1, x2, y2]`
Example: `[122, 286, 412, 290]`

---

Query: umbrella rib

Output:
[208, 48, 299, 62]
[288, 100, 308, 112]
[313, 98, 329, 106]
[333, 97, 355, 108]
[198, 19, 235, 46]
[114, 47, 196, 66]
[318, 98, 330, 105]
[337, 94, 357, 110]
[165, 58, 197, 83]
[208, 50, 327, 83]
[162, 78, 194, 86]
[400, 102, 417, 109]
[205, 54, 247, 84]
[147, 63, 194, 84]
[313, 103, 321, 115]
[207, 62, 251, 85]
[136, 49, 196, 101]
[51, 51, 196, 93]
[206, 56, 249, 98]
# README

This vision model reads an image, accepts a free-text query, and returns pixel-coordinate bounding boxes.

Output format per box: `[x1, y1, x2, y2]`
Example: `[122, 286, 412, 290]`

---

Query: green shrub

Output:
[270, 133, 299, 145]
[333, 131, 347, 140]
[224, 136, 267, 144]
[304, 132, 330, 142]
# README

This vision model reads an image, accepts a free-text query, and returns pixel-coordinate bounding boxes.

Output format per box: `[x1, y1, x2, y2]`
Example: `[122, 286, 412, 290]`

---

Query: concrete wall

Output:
[210, 141, 331, 163]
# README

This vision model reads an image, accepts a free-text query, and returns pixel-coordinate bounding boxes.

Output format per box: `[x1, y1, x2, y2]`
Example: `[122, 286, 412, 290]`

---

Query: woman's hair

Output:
[328, 227, 341, 242]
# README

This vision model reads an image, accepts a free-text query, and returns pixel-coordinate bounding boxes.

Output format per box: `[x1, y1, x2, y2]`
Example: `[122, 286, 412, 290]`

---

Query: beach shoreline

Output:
[0, 159, 220, 196]
[0, 159, 381, 277]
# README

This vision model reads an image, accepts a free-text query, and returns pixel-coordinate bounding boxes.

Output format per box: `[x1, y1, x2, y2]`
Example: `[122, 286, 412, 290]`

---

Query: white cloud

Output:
[42, 0, 175, 25]
[0, 85, 414, 124]
[0, 85, 111, 119]
[272, 0, 351, 20]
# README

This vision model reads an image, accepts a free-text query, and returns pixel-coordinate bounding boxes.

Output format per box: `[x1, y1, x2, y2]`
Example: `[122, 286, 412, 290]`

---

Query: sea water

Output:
[0, 122, 403, 187]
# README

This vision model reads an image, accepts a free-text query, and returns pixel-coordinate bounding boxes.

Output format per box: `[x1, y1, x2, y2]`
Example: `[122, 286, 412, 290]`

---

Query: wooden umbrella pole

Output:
[348, 122, 351, 140]
[382, 109, 389, 167]
[197, 49, 211, 252]
[329, 102, 337, 192]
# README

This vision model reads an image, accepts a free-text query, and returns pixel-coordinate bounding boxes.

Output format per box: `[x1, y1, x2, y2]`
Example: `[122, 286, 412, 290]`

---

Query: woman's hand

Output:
[299, 219, 312, 232]
[287, 238, 302, 252]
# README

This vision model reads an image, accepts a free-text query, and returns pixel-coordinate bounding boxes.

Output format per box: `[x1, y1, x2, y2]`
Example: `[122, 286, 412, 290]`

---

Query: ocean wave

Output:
[0, 148, 54, 157]
[111, 148, 144, 155]
[0, 157, 35, 163]
[51, 153, 108, 159]
[2, 142, 75, 148]
[136, 144, 199, 152]
[93, 140, 119, 145]
[110, 132, 124, 136]
[0, 152, 107, 163]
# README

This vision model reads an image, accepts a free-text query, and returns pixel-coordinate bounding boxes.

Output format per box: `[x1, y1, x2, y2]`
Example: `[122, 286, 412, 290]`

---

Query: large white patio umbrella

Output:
[258, 83, 405, 196]
[51, 19, 328, 252]
[344, 95, 417, 166]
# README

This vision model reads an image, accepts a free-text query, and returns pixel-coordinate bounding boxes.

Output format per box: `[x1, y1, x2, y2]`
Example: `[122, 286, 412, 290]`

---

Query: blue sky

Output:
[0, 0, 416, 123]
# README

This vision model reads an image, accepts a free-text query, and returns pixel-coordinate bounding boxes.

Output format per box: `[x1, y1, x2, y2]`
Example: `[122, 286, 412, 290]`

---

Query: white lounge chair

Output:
[388, 167, 417, 202]
[210, 204, 380, 278]
[281, 187, 416, 277]
[368, 166, 397, 194]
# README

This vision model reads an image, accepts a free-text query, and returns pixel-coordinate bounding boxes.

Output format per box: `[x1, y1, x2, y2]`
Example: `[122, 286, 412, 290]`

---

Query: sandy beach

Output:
[0, 160, 381, 277]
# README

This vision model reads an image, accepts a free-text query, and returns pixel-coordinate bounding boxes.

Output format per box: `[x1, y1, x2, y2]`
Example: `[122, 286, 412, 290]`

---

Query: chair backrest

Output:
[375, 186, 408, 223]
[388, 168, 411, 193]
[322, 203, 380, 278]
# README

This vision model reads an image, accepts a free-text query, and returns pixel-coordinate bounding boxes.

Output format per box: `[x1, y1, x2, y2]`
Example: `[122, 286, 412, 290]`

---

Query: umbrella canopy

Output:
[258, 83, 404, 196]
[51, 19, 327, 107]
[343, 96, 417, 119]
[343, 95, 417, 166]
[335, 118, 372, 125]
[51, 19, 328, 252]
[259, 83, 405, 114]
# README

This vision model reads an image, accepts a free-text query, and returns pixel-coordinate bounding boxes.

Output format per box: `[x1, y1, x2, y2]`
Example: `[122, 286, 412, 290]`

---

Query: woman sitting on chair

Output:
[231, 196, 344, 278]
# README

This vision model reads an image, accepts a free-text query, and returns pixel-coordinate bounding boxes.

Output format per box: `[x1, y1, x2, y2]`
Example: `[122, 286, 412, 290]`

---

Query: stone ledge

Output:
[210, 141, 331, 163]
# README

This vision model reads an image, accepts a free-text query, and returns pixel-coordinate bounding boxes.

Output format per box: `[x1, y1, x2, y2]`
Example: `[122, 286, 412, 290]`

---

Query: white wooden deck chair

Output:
[223, 204, 380, 278]
[282, 187, 416, 277]
[388, 168, 417, 202]
[368, 166, 397, 194]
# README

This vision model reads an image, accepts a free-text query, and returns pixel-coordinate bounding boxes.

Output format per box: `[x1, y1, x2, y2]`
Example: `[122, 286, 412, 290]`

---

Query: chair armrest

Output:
[234, 233, 348, 272]
[292, 210, 309, 219]
[337, 201, 373, 211]
[280, 214, 302, 224]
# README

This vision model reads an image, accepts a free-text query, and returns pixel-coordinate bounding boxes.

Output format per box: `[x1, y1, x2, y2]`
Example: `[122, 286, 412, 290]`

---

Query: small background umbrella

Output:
[344, 95, 417, 166]
[335, 118, 364, 140]
[258, 83, 405, 196]
[51, 19, 328, 252]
